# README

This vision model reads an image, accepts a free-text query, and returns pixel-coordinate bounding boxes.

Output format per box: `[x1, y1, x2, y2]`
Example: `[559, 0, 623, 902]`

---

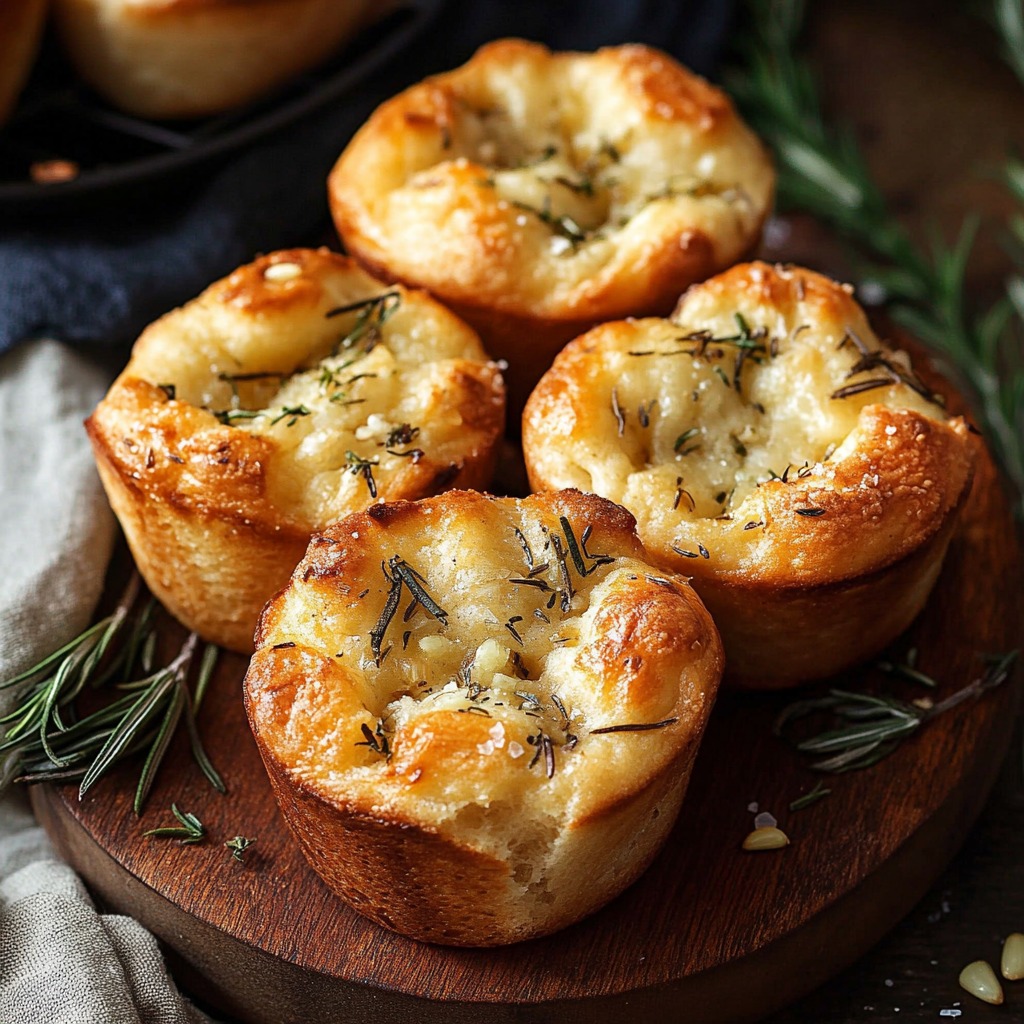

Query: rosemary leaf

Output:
[192, 643, 219, 716]
[388, 557, 449, 627]
[789, 780, 831, 812]
[181, 682, 227, 795]
[79, 635, 198, 800]
[225, 835, 256, 862]
[144, 803, 206, 844]
[133, 684, 186, 816]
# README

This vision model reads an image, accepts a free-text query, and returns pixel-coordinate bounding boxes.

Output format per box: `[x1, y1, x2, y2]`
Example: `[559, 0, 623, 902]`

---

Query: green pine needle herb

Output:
[143, 803, 207, 844]
[0, 575, 225, 813]
[775, 651, 1018, 772]
[728, 0, 1024, 516]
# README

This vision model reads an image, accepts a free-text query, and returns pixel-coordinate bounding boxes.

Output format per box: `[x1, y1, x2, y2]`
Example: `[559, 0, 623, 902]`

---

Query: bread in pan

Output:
[87, 248, 505, 652]
[244, 488, 723, 946]
[523, 262, 975, 687]
[53, 0, 372, 119]
[328, 39, 774, 410]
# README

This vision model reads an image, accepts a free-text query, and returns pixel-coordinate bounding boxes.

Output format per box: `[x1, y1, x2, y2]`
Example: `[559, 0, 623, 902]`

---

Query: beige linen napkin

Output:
[0, 339, 213, 1024]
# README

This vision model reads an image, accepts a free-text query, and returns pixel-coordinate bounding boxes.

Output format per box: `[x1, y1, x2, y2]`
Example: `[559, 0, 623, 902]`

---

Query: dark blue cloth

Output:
[0, 0, 733, 354]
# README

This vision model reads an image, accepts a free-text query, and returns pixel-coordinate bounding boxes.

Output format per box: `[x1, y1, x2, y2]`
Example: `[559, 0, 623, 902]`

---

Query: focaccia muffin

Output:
[53, 0, 372, 118]
[244, 489, 723, 946]
[329, 39, 774, 409]
[523, 263, 975, 687]
[87, 249, 505, 652]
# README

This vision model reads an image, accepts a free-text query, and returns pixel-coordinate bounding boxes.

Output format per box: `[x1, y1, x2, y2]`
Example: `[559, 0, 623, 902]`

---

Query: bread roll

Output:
[53, 0, 372, 119]
[329, 39, 774, 409]
[87, 248, 505, 652]
[244, 489, 723, 945]
[523, 262, 975, 687]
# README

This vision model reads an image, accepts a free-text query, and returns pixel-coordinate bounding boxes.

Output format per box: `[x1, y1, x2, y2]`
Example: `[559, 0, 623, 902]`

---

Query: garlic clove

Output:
[958, 960, 1004, 1005]
[1001, 932, 1024, 981]
[742, 825, 790, 851]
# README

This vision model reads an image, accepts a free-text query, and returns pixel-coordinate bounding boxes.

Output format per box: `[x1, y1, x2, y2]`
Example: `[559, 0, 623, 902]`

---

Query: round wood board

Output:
[31, 368, 1023, 1024]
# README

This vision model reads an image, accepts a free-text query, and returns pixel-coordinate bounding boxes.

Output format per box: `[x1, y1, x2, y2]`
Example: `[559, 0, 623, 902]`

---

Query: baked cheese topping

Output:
[121, 249, 504, 527]
[524, 263, 970, 580]
[330, 40, 774, 317]
[251, 490, 720, 827]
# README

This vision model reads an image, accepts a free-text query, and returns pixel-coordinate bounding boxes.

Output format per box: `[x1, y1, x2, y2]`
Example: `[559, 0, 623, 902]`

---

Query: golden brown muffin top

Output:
[93, 248, 505, 533]
[330, 40, 774, 322]
[246, 489, 722, 832]
[524, 262, 974, 584]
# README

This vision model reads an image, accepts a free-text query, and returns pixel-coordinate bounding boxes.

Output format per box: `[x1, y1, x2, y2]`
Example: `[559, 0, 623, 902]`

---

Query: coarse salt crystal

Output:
[488, 722, 506, 748]
[885, 424, 897, 435]
[263, 262, 302, 282]
[508, 741, 525, 759]
[754, 811, 777, 829]
[747, 802, 759, 813]
[476, 740, 495, 755]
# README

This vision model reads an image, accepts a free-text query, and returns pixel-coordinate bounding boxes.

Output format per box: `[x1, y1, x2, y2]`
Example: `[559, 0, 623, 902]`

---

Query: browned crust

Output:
[244, 489, 723, 944]
[701, 483, 970, 687]
[87, 379, 293, 535]
[251, 719, 695, 946]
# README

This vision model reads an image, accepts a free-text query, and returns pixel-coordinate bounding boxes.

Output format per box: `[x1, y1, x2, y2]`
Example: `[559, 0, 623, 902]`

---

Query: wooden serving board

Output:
[31, 406, 1022, 1024]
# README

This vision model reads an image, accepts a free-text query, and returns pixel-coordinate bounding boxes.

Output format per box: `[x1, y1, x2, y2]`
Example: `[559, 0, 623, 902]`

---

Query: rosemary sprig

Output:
[269, 404, 311, 427]
[511, 197, 587, 248]
[143, 803, 206, 844]
[559, 516, 614, 578]
[368, 556, 448, 662]
[775, 651, 1018, 772]
[326, 291, 401, 357]
[0, 575, 224, 811]
[356, 719, 391, 760]
[729, 0, 1024, 514]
